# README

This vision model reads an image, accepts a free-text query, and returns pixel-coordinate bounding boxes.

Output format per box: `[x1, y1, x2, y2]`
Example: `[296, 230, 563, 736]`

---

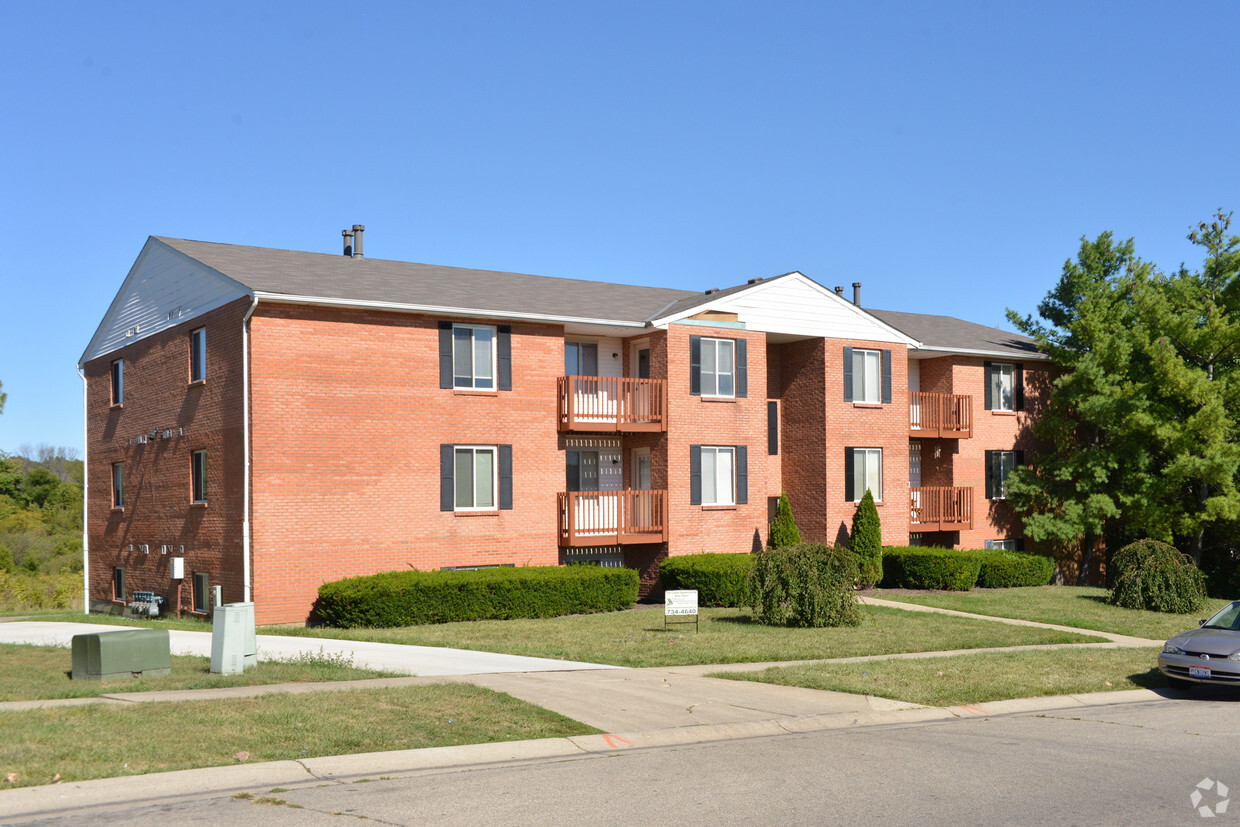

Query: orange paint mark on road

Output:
[602, 734, 634, 749]
[959, 705, 988, 716]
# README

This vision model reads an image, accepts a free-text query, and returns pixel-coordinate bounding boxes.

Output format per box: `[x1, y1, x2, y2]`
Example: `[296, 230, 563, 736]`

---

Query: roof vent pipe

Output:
[834, 286, 844, 296]
[852, 282, 862, 306]
[352, 224, 365, 259]
[342, 229, 354, 257]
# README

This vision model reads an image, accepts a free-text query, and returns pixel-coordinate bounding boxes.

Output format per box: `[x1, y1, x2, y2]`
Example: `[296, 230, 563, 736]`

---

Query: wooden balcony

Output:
[558, 490, 668, 546]
[910, 392, 972, 438]
[910, 486, 973, 531]
[558, 376, 667, 432]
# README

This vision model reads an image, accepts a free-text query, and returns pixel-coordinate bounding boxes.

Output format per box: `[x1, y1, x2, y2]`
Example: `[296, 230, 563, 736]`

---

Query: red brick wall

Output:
[247, 305, 565, 624]
[84, 298, 250, 616]
[774, 339, 827, 542]
[663, 324, 770, 558]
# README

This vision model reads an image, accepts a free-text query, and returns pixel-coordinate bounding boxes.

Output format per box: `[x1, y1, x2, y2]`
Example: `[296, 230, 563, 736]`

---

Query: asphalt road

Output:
[13, 695, 1240, 826]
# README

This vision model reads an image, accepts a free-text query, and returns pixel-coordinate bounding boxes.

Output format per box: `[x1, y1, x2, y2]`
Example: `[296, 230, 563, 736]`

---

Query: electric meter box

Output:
[170, 557, 184, 579]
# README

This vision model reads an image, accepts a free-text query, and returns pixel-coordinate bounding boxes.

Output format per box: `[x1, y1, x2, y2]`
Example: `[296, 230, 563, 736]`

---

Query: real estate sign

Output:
[664, 589, 699, 632]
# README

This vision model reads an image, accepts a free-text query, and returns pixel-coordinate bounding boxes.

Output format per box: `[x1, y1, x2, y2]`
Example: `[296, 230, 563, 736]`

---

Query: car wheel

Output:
[1167, 677, 1193, 691]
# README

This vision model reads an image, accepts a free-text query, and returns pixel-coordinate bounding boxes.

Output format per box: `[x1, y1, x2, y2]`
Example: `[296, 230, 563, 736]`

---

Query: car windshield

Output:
[1202, 601, 1240, 630]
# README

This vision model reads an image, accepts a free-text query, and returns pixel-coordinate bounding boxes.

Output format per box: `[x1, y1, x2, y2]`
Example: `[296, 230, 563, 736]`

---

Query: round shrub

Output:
[1108, 539, 1206, 614]
[976, 551, 1056, 588]
[746, 543, 861, 628]
[880, 546, 981, 591]
[660, 553, 754, 607]
[315, 565, 638, 627]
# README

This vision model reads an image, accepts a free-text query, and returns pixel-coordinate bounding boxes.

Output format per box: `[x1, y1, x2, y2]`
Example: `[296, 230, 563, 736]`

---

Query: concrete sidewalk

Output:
[0, 620, 618, 676]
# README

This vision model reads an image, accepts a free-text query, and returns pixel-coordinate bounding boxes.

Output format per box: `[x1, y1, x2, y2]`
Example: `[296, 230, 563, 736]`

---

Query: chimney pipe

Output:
[852, 282, 862, 306]
[834, 286, 844, 296]
[352, 224, 365, 259]
[342, 229, 353, 257]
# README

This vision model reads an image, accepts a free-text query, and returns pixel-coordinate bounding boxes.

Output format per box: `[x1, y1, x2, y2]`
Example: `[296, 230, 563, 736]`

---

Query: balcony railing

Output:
[910, 392, 972, 438]
[558, 490, 668, 546]
[910, 486, 973, 531]
[558, 376, 667, 432]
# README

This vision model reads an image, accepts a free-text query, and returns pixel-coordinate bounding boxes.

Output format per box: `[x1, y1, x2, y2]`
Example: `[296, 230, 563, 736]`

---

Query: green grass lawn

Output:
[871, 586, 1230, 640]
[0, 684, 598, 789]
[0, 643, 400, 702]
[259, 605, 1102, 666]
[713, 646, 1165, 707]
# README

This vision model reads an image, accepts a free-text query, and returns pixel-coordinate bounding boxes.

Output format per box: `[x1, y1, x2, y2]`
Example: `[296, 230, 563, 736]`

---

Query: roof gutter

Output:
[250, 292, 649, 329]
[242, 295, 259, 602]
[911, 344, 1052, 361]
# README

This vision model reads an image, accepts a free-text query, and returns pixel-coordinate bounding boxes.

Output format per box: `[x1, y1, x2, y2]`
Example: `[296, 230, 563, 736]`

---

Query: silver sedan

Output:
[1159, 600, 1240, 689]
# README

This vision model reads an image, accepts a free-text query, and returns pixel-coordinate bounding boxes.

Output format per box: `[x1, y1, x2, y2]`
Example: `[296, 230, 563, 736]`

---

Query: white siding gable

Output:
[80, 238, 250, 365]
[657, 273, 918, 345]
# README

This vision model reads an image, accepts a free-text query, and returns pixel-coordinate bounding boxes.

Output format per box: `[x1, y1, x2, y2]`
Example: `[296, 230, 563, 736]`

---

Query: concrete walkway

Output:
[0, 602, 1174, 820]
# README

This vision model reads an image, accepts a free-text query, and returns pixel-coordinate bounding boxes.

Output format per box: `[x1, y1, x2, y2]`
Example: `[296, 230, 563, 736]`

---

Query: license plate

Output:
[1189, 666, 1212, 678]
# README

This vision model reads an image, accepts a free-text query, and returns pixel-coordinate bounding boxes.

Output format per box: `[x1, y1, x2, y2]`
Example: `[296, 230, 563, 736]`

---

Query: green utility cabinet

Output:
[71, 629, 171, 680]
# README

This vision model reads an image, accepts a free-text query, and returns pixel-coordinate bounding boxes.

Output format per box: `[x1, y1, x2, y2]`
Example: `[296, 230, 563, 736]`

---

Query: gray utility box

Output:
[210, 602, 257, 674]
[71, 629, 171, 680]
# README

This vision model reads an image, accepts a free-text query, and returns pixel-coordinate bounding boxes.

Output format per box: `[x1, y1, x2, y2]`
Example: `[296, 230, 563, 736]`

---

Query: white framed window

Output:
[700, 446, 736, 505]
[985, 539, 1017, 550]
[700, 338, 736, 397]
[111, 462, 124, 508]
[453, 324, 496, 389]
[454, 446, 497, 509]
[852, 349, 881, 403]
[565, 342, 598, 376]
[110, 359, 124, 405]
[190, 327, 206, 383]
[987, 450, 1017, 499]
[851, 447, 883, 502]
[192, 572, 210, 613]
[989, 363, 1015, 411]
[191, 450, 208, 503]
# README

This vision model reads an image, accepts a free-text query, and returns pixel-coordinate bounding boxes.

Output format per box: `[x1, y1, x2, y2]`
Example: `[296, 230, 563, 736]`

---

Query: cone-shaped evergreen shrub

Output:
[850, 489, 883, 587]
[767, 492, 802, 549]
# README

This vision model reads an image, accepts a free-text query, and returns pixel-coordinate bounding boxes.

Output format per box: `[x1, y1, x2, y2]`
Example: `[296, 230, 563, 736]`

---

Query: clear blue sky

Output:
[2, 0, 1237, 456]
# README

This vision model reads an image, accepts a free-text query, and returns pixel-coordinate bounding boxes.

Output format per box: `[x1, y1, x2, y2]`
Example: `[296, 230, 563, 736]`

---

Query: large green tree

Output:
[1006, 212, 1240, 575]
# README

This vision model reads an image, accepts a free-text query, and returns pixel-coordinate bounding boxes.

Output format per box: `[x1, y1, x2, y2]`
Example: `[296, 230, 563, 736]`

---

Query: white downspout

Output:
[242, 296, 259, 602]
[79, 368, 89, 615]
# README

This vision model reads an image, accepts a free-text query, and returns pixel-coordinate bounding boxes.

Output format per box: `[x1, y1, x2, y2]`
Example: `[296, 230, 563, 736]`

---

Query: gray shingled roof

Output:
[157, 237, 699, 325]
[867, 308, 1045, 359]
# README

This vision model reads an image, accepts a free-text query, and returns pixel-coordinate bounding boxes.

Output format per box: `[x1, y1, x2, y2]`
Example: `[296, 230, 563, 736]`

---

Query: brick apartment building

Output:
[80, 232, 1050, 624]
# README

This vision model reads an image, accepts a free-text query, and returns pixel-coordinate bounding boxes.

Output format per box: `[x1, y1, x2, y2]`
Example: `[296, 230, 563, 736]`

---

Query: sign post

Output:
[664, 589, 699, 633]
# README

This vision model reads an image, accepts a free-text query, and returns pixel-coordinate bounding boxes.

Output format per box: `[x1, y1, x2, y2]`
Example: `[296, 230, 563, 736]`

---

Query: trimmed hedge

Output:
[660, 553, 754, 607]
[746, 543, 861, 627]
[880, 546, 981, 591]
[315, 565, 639, 627]
[976, 551, 1056, 588]
[1109, 539, 1206, 614]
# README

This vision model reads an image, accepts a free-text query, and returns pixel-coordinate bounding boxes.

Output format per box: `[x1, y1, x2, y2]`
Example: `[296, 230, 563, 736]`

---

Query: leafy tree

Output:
[767, 492, 802, 549]
[850, 489, 882, 587]
[0, 379, 5, 414]
[1007, 212, 1240, 574]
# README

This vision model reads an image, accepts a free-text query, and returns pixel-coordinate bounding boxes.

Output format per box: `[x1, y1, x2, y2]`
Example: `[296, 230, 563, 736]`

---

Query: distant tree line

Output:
[0, 444, 83, 575]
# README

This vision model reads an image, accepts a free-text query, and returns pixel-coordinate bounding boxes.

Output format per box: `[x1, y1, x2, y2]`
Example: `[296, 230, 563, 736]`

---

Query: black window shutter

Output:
[736, 446, 748, 504]
[1015, 449, 1025, 466]
[498, 445, 513, 510]
[439, 322, 454, 389]
[440, 444, 455, 510]
[1016, 538, 1026, 552]
[497, 326, 512, 391]
[881, 349, 892, 404]
[983, 361, 994, 410]
[984, 451, 995, 499]
[689, 445, 702, 505]
[843, 347, 853, 401]
[735, 339, 748, 397]
[844, 448, 855, 502]
[1014, 364, 1025, 411]
[689, 335, 702, 396]
[767, 401, 779, 455]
